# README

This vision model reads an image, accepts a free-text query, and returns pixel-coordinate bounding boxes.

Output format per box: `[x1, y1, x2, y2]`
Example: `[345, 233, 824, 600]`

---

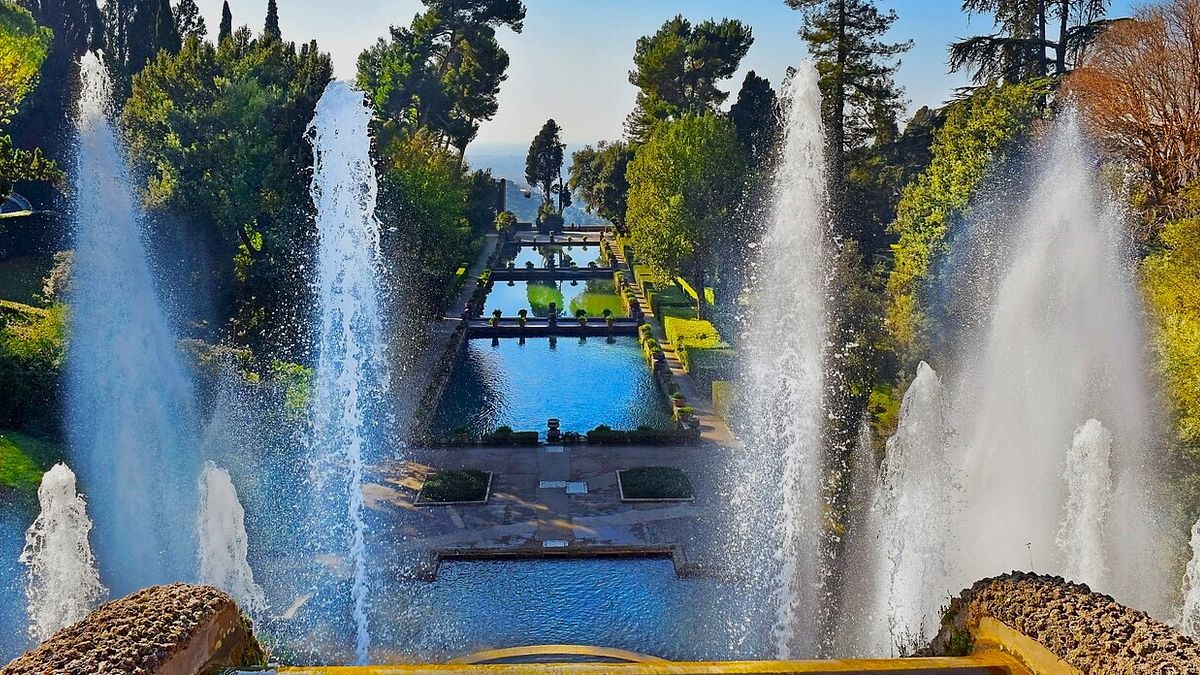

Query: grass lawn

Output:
[619, 466, 694, 500]
[420, 468, 490, 503]
[0, 429, 62, 491]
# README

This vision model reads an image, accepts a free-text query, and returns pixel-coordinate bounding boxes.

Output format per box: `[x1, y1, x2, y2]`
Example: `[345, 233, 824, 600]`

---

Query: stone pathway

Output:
[608, 242, 738, 447]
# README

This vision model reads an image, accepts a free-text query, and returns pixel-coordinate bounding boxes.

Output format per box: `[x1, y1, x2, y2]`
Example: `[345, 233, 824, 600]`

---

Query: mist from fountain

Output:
[67, 51, 199, 593]
[307, 80, 390, 665]
[736, 62, 829, 659]
[197, 461, 266, 618]
[849, 110, 1173, 653]
[20, 464, 106, 642]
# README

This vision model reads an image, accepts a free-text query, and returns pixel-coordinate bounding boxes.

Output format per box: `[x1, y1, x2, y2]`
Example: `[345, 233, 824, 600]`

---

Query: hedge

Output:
[481, 430, 540, 446]
[632, 264, 667, 297]
[712, 381, 736, 421]
[647, 284, 692, 317]
[619, 467, 694, 500]
[421, 469, 490, 502]
[586, 428, 698, 445]
[663, 316, 729, 370]
[688, 348, 738, 390]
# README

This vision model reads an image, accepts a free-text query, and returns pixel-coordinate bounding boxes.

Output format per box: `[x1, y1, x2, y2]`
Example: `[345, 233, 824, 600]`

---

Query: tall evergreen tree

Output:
[263, 0, 280, 40]
[950, 0, 1113, 84]
[786, 0, 911, 239]
[104, 0, 179, 81]
[218, 0, 232, 42]
[625, 15, 753, 142]
[729, 70, 779, 166]
[173, 0, 205, 39]
[525, 118, 564, 204]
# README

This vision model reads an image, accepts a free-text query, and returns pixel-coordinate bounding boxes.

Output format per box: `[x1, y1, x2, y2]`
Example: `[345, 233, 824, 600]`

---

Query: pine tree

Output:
[219, 0, 232, 42]
[525, 119, 564, 204]
[263, 0, 280, 40]
[786, 0, 911, 239]
[173, 0, 205, 39]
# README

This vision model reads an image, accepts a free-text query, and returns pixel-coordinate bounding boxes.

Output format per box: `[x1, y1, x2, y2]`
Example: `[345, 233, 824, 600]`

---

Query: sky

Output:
[195, 0, 1138, 148]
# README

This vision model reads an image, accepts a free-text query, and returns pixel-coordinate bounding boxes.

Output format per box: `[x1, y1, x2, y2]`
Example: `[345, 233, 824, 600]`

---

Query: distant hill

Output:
[467, 143, 609, 226]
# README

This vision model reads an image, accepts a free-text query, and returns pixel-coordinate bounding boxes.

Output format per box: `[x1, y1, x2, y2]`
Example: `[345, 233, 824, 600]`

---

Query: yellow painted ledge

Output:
[280, 646, 1030, 674]
[972, 618, 1081, 675]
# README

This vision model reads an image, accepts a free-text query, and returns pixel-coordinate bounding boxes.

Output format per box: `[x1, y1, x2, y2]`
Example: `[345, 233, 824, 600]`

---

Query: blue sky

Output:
[195, 0, 1138, 146]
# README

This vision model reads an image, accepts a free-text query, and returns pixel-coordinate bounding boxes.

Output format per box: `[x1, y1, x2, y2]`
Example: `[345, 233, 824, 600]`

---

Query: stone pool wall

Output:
[1, 584, 264, 675]
[923, 571, 1200, 673]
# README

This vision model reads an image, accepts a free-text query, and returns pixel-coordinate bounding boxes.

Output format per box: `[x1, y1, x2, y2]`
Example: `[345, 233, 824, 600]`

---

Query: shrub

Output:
[619, 467, 694, 499]
[663, 316, 729, 372]
[495, 425, 514, 434]
[712, 380, 736, 421]
[0, 301, 64, 434]
[688, 347, 738, 390]
[481, 429, 539, 445]
[648, 285, 692, 318]
[421, 469, 490, 502]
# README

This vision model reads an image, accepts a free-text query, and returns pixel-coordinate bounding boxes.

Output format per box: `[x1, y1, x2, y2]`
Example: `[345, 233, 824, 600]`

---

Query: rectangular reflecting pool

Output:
[270, 557, 770, 665]
[484, 279, 624, 318]
[503, 243, 604, 269]
[433, 337, 670, 435]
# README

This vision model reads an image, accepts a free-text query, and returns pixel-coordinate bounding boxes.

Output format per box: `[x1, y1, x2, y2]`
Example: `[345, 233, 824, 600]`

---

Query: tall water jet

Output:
[308, 80, 390, 665]
[735, 63, 828, 659]
[197, 462, 266, 617]
[868, 362, 957, 654]
[67, 51, 199, 592]
[1182, 517, 1200, 637]
[20, 464, 106, 642]
[1057, 419, 1114, 587]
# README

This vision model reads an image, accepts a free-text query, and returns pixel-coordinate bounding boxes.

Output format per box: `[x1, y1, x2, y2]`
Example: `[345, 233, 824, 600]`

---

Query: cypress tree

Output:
[263, 0, 280, 40]
[173, 0, 206, 39]
[218, 0, 232, 42]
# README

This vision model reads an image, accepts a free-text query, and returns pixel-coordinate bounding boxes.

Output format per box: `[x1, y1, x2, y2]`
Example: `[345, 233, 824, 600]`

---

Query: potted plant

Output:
[525, 260, 535, 269]
[603, 308, 614, 328]
[677, 405, 695, 423]
[576, 308, 588, 326]
[518, 308, 528, 327]
[491, 309, 502, 327]
[671, 392, 686, 409]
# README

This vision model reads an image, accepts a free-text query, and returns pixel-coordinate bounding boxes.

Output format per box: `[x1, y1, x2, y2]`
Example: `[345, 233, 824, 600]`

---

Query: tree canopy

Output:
[0, 1, 59, 196]
[625, 15, 753, 142]
[569, 140, 634, 229]
[525, 118, 564, 204]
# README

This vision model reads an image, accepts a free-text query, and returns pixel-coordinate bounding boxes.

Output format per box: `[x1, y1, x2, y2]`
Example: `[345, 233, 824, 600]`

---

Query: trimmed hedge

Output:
[712, 380, 736, 421]
[481, 430, 540, 446]
[620, 466, 694, 500]
[647, 284, 692, 317]
[663, 316, 730, 371]
[688, 347, 737, 389]
[586, 428, 698, 445]
[421, 469, 490, 502]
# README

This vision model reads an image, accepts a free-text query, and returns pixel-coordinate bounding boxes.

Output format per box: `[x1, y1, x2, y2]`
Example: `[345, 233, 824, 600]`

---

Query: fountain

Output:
[197, 461, 266, 617]
[1057, 419, 1114, 588]
[307, 80, 390, 665]
[735, 62, 829, 659]
[67, 51, 199, 594]
[846, 110, 1173, 653]
[867, 362, 957, 654]
[20, 464, 106, 642]
[1182, 517, 1200, 637]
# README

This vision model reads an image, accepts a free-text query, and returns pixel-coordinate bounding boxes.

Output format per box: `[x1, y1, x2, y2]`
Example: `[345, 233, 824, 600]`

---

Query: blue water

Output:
[484, 279, 624, 318]
[433, 337, 670, 435]
[277, 558, 769, 664]
[503, 244, 604, 269]
[0, 499, 34, 662]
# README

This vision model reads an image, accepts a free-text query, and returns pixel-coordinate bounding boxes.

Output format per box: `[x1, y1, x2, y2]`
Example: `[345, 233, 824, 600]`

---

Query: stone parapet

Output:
[924, 571, 1200, 674]
[1, 583, 265, 675]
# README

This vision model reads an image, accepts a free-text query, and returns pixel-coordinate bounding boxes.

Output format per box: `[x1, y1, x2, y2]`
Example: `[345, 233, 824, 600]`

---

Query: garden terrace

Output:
[490, 266, 617, 281]
[466, 317, 641, 338]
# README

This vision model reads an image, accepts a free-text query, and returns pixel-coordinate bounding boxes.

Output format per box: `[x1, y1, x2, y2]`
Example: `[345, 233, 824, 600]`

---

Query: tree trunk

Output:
[1056, 0, 1070, 74]
[1037, 0, 1048, 78]
[831, 0, 849, 240]
[693, 262, 706, 321]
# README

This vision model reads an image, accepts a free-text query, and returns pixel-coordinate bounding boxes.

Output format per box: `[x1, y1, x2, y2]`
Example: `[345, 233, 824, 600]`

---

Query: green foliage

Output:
[568, 140, 633, 228]
[122, 31, 333, 348]
[421, 468, 489, 502]
[647, 284, 691, 318]
[712, 380, 735, 420]
[626, 113, 744, 314]
[356, 0, 525, 156]
[0, 300, 64, 433]
[526, 118, 564, 203]
[377, 129, 479, 315]
[525, 281, 563, 316]
[729, 70, 779, 165]
[625, 15, 752, 142]
[173, 0, 205, 39]
[0, 428, 60, 491]
[886, 80, 1048, 364]
[1143, 200, 1200, 463]
[494, 209, 516, 234]
[662, 315, 729, 372]
[0, 2, 61, 196]
[619, 466, 694, 499]
[269, 359, 313, 420]
[568, 280, 623, 317]
[587, 428, 694, 445]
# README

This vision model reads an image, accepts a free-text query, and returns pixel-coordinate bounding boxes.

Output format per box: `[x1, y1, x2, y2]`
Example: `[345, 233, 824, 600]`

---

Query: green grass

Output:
[421, 469, 490, 502]
[0, 254, 52, 305]
[620, 466, 694, 500]
[526, 282, 565, 315]
[0, 429, 62, 491]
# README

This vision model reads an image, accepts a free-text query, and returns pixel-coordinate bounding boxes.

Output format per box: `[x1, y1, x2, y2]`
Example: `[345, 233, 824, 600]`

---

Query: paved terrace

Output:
[363, 443, 728, 572]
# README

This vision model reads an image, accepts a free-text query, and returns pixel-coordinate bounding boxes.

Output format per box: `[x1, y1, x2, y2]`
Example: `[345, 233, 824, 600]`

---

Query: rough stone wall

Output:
[1, 583, 265, 675]
[924, 572, 1200, 674]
